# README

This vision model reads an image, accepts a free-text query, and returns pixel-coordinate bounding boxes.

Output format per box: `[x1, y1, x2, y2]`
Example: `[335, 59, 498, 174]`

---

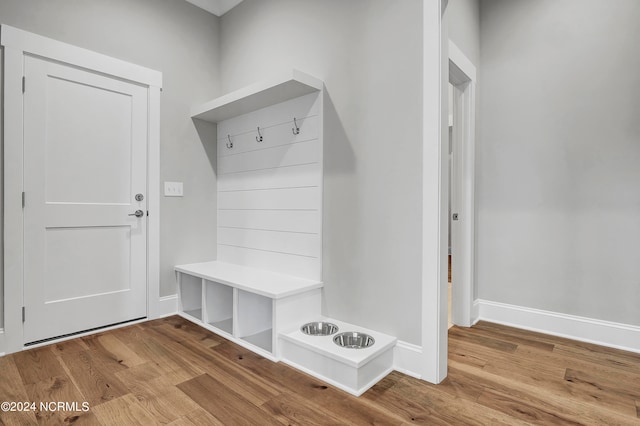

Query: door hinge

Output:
[147, 210, 149, 217]
[22, 191, 25, 208]
[22, 76, 25, 93]
[22, 306, 25, 322]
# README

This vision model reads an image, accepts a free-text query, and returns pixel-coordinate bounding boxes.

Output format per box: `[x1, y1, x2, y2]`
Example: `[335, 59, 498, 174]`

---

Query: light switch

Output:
[164, 181, 183, 197]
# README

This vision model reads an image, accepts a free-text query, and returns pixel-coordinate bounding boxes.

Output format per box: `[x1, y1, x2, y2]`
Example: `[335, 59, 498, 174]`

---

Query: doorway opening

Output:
[448, 41, 477, 330]
[448, 82, 454, 330]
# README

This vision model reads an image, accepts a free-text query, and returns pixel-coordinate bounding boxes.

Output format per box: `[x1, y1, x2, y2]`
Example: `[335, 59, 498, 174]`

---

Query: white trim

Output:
[281, 358, 393, 397]
[155, 295, 179, 318]
[472, 299, 480, 325]
[1, 25, 162, 354]
[478, 300, 640, 354]
[448, 41, 476, 82]
[448, 40, 477, 328]
[192, 69, 322, 123]
[393, 341, 423, 379]
[147, 86, 163, 320]
[2, 44, 25, 354]
[1, 25, 162, 87]
[421, 0, 447, 384]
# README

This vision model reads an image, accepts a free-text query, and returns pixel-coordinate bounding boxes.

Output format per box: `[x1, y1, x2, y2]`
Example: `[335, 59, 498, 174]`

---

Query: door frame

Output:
[449, 40, 477, 328]
[421, 0, 477, 382]
[1, 25, 163, 354]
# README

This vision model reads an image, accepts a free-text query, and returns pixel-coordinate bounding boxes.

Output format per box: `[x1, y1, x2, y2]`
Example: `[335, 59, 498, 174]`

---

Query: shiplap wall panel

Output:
[218, 162, 321, 192]
[218, 210, 320, 234]
[218, 115, 319, 158]
[217, 92, 322, 281]
[218, 228, 320, 258]
[218, 187, 319, 211]
[218, 140, 319, 175]
[218, 245, 321, 279]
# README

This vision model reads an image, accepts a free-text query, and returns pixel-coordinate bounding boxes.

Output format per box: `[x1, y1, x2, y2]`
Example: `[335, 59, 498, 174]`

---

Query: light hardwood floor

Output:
[1, 316, 639, 425]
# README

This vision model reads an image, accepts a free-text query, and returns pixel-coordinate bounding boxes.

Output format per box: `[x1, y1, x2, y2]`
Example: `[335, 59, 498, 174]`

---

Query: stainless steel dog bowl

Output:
[300, 321, 339, 336]
[333, 332, 375, 349]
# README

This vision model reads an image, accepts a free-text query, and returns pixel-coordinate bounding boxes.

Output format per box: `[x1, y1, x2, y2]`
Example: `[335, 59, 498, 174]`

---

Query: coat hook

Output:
[226, 134, 233, 149]
[256, 127, 263, 142]
[292, 117, 300, 135]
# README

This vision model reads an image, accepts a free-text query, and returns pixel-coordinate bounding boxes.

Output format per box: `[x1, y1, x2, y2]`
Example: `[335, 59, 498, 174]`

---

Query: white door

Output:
[23, 55, 148, 344]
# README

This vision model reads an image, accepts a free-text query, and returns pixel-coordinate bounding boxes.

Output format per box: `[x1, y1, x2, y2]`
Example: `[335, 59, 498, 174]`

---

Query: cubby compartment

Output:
[237, 290, 273, 353]
[204, 280, 233, 335]
[175, 261, 322, 361]
[178, 272, 202, 320]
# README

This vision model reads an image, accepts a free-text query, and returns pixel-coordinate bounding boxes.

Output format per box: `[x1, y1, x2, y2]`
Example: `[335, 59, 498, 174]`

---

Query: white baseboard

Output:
[472, 299, 480, 325]
[393, 340, 422, 379]
[154, 295, 178, 318]
[478, 299, 640, 354]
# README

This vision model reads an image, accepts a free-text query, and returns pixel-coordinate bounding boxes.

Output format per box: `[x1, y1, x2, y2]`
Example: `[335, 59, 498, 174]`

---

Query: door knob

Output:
[128, 210, 144, 218]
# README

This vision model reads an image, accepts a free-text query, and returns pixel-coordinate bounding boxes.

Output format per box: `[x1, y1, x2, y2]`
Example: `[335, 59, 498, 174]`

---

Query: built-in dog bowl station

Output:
[178, 70, 397, 395]
[280, 318, 396, 396]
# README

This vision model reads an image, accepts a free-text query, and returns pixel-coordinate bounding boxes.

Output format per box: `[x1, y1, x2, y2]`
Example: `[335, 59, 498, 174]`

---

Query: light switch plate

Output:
[164, 181, 183, 197]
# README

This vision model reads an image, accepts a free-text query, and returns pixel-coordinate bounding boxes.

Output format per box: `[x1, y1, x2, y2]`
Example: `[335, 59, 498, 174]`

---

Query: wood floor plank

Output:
[386, 374, 523, 426]
[514, 344, 640, 390]
[482, 360, 637, 418]
[24, 374, 98, 425]
[563, 368, 640, 413]
[92, 393, 156, 426]
[58, 349, 129, 407]
[476, 387, 584, 425]
[124, 375, 204, 424]
[0, 356, 39, 426]
[3, 316, 639, 425]
[553, 344, 640, 376]
[12, 346, 67, 385]
[149, 333, 281, 405]
[166, 407, 226, 426]
[452, 359, 639, 425]
[147, 320, 224, 348]
[448, 326, 518, 353]
[448, 344, 488, 369]
[124, 335, 205, 385]
[211, 341, 404, 425]
[260, 391, 349, 426]
[95, 334, 146, 368]
[453, 324, 556, 352]
[177, 373, 281, 426]
[114, 362, 163, 388]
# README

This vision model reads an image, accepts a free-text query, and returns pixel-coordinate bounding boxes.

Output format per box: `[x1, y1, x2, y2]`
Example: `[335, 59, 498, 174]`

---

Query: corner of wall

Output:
[393, 340, 423, 379]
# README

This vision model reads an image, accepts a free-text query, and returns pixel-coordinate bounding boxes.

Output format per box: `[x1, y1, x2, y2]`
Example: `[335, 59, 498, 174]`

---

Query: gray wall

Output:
[0, 0, 221, 328]
[478, 0, 640, 324]
[447, 0, 480, 67]
[220, 0, 424, 343]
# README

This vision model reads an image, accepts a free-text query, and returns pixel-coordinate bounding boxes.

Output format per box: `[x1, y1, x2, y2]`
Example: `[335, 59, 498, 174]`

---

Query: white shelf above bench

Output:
[175, 260, 323, 299]
[191, 69, 323, 123]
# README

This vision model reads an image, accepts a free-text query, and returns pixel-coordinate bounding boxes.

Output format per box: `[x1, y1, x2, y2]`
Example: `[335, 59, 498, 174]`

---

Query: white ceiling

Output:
[184, 0, 244, 17]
